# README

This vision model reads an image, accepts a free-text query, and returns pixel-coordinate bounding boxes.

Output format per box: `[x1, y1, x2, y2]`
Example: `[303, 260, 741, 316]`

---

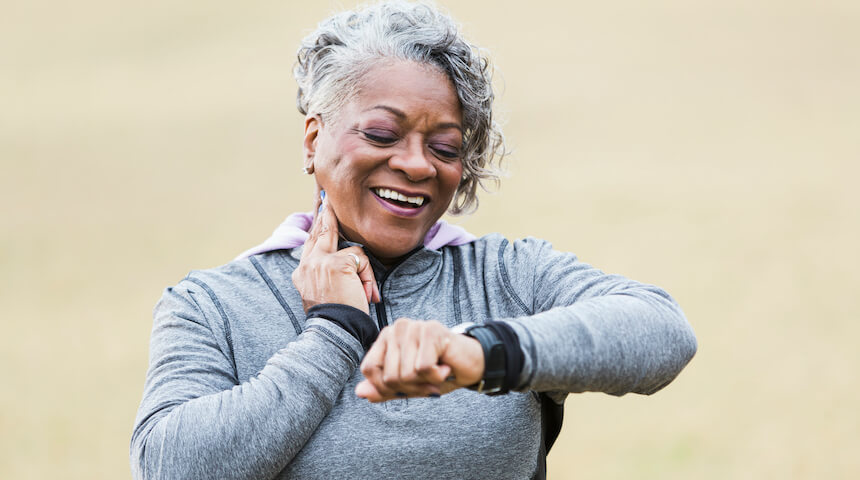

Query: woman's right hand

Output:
[355, 318, 485, 402]
[291, 193, 380, 314]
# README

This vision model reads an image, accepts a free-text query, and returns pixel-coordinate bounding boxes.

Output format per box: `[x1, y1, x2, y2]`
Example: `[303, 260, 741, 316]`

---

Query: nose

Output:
[388, 139, 436, 182]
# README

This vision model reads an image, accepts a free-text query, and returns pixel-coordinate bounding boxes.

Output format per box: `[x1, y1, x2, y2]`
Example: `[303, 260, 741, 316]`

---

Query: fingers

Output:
[305, 196, 377, 305]
[379, 321, 434, 396]
[354, 379, 385, 401]
[357, 319, 451, 402]
[341, 246, 379, 304]
[312, 185, 323, 219]
[306, 192, 338, 255]
[415, 332, 451, 384]
[358, 333, 404, 400]
[360, 328, 387, 377]
[295, 187, 380, 310]
[368, 274, 381, 304]
[301, 189, 325, 255]
[398, 331, 419, 385]
[295, 236, 374, 313]
[359, 326, 401, 400]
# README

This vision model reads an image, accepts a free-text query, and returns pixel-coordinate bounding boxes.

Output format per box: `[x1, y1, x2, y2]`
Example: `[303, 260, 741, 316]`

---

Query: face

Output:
[304, 60, 464, 265]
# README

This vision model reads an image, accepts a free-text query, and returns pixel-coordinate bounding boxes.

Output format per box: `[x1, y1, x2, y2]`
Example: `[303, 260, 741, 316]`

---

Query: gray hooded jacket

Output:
[131, 234, 697, 479]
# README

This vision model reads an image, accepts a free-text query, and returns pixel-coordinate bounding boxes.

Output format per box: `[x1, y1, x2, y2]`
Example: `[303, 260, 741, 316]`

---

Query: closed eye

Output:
[361, 130, 398, 145]
[431, 144, 461, 159]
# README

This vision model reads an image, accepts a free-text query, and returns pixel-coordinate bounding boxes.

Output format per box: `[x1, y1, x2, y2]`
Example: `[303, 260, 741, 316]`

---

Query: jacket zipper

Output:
[375, 300, 388, 330]
[374, 269, 391, 330]
[368, 244, 423, 330]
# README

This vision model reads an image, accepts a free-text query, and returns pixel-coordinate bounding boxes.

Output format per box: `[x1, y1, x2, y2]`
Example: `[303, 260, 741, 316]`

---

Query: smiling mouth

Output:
[371, 187, 427, 208]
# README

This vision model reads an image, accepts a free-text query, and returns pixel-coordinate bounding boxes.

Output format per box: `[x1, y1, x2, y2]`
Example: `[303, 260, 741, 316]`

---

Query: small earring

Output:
[302, 163, 314, 175]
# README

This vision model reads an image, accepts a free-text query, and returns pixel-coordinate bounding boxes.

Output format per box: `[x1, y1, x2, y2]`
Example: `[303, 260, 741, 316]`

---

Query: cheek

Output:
[440, 162, 464, 194]
[314, 139, 352, 183]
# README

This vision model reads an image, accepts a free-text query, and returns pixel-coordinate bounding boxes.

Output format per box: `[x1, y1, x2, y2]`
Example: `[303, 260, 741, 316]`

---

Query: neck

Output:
[337, 226, 423, 270]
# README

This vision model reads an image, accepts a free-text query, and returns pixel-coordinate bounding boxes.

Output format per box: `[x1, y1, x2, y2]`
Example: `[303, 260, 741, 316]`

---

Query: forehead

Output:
[349, 60, 462, 124]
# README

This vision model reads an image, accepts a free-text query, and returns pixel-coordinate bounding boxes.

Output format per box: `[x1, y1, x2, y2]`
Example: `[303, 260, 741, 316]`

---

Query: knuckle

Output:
[366, 369, 384, 385]
[414, 360, 433, 374]
[359, 358, 371, 372]
[393, 318, 412, 330]
[428, 320, 445, 331]
[382, 373, 399, 386]
[320, 256, 338, 271]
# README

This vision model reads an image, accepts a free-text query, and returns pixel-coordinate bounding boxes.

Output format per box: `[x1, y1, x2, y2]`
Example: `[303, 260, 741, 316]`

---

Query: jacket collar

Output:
[287, 239, 444, 289]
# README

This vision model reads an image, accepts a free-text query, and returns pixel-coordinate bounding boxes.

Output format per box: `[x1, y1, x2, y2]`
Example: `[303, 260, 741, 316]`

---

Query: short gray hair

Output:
[294, 1, 505, 215]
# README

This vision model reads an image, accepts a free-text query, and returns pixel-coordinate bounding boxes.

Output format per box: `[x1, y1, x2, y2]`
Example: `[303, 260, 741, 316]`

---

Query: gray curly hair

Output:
[294, 1, 505, 215]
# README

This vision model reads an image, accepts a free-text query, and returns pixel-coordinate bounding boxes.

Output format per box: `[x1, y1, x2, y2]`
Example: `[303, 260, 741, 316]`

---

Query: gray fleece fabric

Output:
[131, 235, 697, 479]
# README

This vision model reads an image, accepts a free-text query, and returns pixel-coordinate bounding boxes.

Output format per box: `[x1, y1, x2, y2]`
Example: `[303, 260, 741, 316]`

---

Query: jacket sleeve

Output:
[130, 281, 363, 480]
[499, 237, 697, 397]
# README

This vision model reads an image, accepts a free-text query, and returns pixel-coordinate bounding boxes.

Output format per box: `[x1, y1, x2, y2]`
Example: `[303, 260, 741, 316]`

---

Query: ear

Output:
[302, 115, 322, 174]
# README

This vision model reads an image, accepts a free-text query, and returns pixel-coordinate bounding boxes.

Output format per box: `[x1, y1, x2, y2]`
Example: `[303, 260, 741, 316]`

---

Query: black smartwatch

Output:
[450, 322, 506, 394]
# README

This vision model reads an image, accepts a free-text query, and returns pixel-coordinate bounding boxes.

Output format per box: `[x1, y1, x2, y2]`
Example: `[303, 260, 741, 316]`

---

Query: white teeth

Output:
[373, 188, 425, 207]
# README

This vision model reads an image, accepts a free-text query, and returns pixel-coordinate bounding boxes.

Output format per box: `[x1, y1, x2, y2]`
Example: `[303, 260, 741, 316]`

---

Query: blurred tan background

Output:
[2, 0, 858, 478]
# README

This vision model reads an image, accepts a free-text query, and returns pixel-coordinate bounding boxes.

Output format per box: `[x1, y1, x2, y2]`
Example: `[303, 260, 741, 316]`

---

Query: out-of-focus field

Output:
[2, 1, 858, 478]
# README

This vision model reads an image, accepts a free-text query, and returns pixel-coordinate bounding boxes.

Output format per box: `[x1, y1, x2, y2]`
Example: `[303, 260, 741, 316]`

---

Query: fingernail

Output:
[428, 393, 441, 398]
[395, 392, 407, 397]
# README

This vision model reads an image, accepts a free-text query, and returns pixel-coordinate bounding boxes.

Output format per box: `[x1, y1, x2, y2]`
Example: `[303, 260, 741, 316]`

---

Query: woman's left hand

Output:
[355, 318, 484, 402]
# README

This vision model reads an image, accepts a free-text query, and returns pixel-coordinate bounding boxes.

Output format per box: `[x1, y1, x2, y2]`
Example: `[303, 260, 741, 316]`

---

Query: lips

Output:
[370, 187, 431, 218]
[371, 187, 429, 208]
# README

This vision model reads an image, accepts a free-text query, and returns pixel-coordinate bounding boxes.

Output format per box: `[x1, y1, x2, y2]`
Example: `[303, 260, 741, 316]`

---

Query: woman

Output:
[131, 2, 697, 479]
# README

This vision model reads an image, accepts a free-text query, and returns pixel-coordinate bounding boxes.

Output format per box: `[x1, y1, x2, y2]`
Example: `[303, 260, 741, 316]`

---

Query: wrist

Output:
[447, 334, 484, 386]
[450, 321, 525, 395]
[450, 323, 507, 394]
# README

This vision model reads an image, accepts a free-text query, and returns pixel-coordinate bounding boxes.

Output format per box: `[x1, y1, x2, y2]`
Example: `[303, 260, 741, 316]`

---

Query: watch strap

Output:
[463, 325, 506, 395]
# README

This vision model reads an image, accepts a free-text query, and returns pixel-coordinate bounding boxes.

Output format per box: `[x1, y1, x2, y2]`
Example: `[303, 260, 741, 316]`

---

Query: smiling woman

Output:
[305, 61, 465, 264]
[130, 2, 697, 480]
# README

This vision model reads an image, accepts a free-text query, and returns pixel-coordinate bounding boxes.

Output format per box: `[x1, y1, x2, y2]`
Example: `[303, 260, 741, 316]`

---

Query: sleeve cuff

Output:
[306, 303, 378, 351]
[502, 320, 537, 390]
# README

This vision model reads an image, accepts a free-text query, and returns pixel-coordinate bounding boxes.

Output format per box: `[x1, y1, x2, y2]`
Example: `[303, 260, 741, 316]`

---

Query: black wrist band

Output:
[464, 325, 506, 394]
[482, 321, 525, 393]
[306, 303, 378, 351]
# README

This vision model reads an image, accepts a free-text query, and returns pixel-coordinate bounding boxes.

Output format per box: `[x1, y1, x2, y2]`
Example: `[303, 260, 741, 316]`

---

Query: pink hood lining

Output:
[235, 212, 476, 260]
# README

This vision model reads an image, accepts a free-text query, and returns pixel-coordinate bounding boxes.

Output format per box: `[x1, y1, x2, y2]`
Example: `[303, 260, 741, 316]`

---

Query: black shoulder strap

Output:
[541, 392, 564, 453]
[533, 392, 565, 480]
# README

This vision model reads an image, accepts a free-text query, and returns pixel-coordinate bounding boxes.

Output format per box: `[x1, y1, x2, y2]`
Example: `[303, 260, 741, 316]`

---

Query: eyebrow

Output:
[365, 105, 463, 133]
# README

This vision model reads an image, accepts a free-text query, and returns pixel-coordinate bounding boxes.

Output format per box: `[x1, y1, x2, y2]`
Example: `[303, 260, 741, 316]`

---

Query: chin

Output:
[361, 231, 424, 263]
